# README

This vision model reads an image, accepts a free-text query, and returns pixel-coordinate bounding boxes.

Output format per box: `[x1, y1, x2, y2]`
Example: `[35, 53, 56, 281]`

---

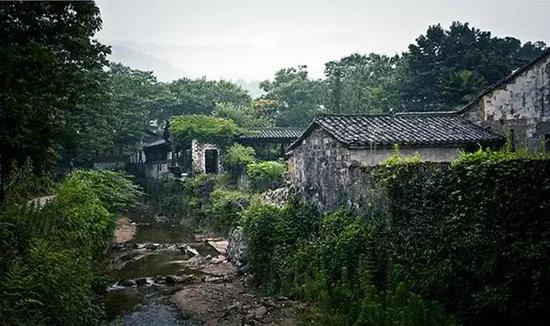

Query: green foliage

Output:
[242, 200, 320, 291]
[223, 144, 256, 170]
[379, 145, 423, 168]
[3, 160, 54, 207]
[260, 66, 327, 126]
[143, 177, 189, 219]
[170, 114, 241, 150]
[247, 161, 287, 192]
[143, 174, 249, 233]
[374, 149, 550, 324]
[164, 78, 251, 120]
[0, 2, 110, 190]
[206, 188, 251, 232]
[66, 169, 142, 213]
[213, 102, 274, 128]
[398, 21, 547, 111]
[242, 201, 453, 324]
[0, 169, 138, 325]
[325, 53, 399, 114]
[356, 283, 455, 326]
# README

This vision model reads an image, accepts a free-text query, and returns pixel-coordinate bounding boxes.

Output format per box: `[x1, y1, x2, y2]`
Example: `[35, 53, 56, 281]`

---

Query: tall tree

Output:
[0, 2, 110, 194]
[397, 21, 547, 111]
[162, 78, 251, 123]
[260, 66, 327, 127]
[325, 53, 399, 114]
[61, 63, 174, 166]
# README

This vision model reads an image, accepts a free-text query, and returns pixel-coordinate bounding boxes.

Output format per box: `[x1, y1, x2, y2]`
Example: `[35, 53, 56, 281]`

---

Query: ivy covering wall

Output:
[375, 151, 550, 324]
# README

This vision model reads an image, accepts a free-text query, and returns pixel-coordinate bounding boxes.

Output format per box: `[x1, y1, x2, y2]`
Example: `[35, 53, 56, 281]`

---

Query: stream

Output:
[103, 211, 306, 325]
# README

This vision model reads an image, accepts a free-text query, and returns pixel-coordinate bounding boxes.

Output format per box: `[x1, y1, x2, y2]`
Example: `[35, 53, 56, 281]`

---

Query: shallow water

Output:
[105, 287, 184, 325]
[133, 223, 196, 244]
[104, 219, 216, 324]
[108, 251, 198, 281]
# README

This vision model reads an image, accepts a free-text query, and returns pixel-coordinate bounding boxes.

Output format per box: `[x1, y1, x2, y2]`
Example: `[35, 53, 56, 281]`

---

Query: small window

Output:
[545, 134, 550, 152]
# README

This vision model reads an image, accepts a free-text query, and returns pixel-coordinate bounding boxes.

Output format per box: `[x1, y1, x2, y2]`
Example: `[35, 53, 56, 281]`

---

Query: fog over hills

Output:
[105, 33, 374, 97]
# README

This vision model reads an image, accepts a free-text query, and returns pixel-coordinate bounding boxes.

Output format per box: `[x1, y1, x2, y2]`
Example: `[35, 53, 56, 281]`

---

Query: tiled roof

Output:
[240, 128, 305, 141]
[288, 112, 503, 150]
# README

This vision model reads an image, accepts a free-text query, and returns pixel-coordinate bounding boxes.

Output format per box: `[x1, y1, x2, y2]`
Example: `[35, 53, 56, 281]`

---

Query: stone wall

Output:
[463, 53, 550, 149]
[287, 128, 381, 213]
[287, 128, 464, 213]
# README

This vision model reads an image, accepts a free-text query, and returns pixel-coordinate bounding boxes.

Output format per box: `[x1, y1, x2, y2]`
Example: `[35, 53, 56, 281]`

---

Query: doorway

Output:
[204, 149, 219, 174]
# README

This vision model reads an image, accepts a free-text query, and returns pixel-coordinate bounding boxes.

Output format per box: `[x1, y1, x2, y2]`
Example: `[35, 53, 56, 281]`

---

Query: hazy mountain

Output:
[104, 33, 373, 82]
[108, 44, 190, 81]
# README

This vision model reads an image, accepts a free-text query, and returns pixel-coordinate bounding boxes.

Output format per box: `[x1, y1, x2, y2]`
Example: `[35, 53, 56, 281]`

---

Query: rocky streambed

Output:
[105, 216, 306, 325]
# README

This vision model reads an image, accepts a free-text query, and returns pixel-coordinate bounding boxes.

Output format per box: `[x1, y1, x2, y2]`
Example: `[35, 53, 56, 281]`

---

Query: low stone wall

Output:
[293, 161, 450, 216]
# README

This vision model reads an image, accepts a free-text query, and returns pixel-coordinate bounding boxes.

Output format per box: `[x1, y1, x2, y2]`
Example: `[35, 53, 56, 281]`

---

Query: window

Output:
[545, 134, 550, 152]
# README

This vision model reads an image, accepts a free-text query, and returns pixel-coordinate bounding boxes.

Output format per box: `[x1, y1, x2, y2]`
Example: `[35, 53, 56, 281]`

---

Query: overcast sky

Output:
[96, 0, 550, 82]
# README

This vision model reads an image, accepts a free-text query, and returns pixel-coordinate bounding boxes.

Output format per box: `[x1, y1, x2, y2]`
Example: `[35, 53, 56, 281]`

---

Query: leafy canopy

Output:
[0, 2, 110, 191]
[169, 114, 241, 149]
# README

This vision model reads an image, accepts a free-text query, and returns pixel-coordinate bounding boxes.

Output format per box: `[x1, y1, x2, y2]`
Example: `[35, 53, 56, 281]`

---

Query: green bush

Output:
[247, 160, 287, 192]
[0, 172, 123, 325]
[143, 174, 248, 234]
[223, 144, 256, 170]
[206, 188, 251, 232]
[66, 169, 142, 213]
[3, 159, 54, 207]
[242, 201, 453, 324]
[356, 282, 455, 326]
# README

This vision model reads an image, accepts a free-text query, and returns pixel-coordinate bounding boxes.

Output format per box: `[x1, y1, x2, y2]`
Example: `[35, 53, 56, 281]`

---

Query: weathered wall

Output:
[287, 127, 463, 213]
[350, 146, 461, 166]
[464, 53, 550, 149]
[287, 128, 380, 213]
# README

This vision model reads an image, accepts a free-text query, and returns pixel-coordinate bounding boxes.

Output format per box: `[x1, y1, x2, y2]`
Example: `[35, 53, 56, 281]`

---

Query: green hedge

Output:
[375, 150, 550, 324]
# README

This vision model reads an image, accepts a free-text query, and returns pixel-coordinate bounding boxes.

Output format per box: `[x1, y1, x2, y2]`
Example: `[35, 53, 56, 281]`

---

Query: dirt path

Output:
[106, 218, 306, 325]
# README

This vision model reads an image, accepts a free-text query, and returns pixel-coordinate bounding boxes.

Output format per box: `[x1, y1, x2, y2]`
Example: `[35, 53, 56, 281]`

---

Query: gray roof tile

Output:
[289, 112, 503, 150]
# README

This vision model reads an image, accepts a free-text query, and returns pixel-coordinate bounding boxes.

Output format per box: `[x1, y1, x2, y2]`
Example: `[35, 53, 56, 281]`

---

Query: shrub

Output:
[247, 160, 287, 192]
[242, 200, 453, 324]
[66, 169, 142, 213]
[356, 282, 455, 326]
[223, 144, 256, 170]
[223, 144, 255, 184]
[0, 173, 121, 325]
[206, 188, 251, 232]
[3, 159, 54, 207]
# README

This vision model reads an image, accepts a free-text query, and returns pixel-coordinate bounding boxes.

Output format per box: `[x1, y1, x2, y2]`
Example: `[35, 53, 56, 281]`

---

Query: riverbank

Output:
[106, 213, 306, 325]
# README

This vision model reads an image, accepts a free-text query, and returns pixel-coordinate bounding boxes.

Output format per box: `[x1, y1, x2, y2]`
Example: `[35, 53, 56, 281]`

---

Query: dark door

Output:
[204, 149, 219, 174]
